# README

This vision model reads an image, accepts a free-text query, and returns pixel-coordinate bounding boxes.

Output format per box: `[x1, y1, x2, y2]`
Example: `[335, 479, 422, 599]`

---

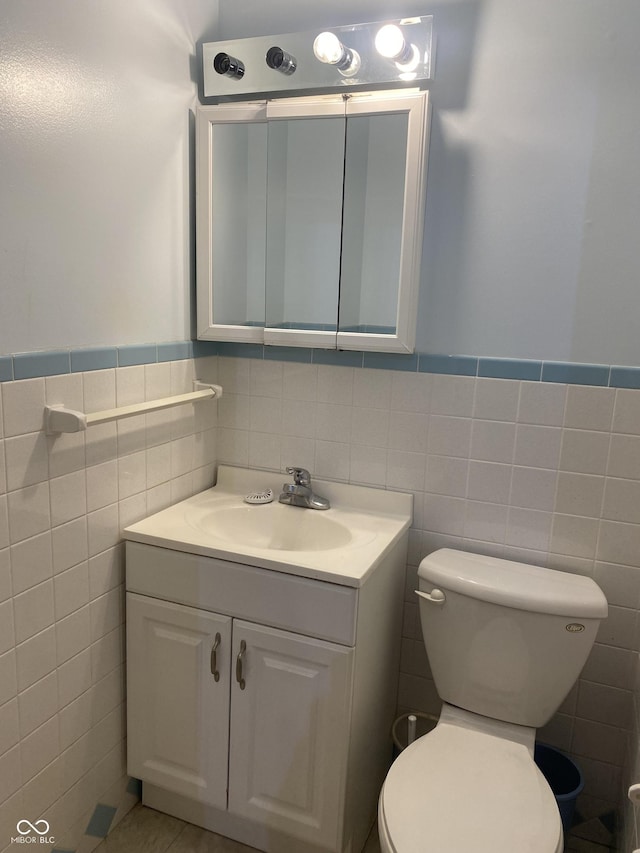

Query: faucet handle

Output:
[286, 466, 311, 485]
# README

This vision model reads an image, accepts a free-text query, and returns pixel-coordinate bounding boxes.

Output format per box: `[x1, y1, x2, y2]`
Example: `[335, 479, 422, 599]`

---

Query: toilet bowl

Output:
[378, 704, 563, 853]
[378, 548, 608, 853]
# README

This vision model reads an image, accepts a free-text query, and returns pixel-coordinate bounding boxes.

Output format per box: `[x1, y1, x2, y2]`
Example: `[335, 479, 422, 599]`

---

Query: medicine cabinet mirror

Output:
[196, 90, 431, 353]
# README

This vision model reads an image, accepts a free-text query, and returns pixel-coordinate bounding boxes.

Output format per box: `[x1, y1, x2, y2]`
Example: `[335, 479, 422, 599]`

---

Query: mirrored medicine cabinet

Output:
[196, 90, 431, 353]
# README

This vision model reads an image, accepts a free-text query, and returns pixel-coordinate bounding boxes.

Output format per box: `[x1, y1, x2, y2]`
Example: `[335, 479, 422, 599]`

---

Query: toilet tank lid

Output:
[418, 549, 608, 618]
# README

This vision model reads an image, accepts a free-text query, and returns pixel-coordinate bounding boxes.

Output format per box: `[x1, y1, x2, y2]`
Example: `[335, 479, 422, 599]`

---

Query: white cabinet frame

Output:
[196, 90, 431, 354]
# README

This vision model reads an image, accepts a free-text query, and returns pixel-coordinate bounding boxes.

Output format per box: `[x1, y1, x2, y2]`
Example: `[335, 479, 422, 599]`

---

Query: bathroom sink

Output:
[124, 466, 413, 586]
[188, 503, 355, 552]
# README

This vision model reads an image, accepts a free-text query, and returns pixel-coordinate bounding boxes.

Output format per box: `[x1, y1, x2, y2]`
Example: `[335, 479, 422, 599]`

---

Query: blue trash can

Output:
[534, 742, 584, 834]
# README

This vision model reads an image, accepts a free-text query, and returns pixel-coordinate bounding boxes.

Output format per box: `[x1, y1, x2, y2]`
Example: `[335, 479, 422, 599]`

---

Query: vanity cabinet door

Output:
[126, 593, 232, 809]
[228, 620, 354, 850]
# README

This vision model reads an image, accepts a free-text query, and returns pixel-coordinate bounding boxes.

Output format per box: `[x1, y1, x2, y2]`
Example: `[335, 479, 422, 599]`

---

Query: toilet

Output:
[378, 548, 608, 853]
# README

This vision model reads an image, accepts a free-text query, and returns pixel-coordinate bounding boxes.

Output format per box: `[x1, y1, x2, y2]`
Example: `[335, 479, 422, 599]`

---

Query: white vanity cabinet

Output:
[125, 530, 408, 853]
[127, 591, 353, 850]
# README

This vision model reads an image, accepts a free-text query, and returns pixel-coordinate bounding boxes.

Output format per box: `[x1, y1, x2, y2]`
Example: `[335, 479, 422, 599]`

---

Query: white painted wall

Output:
[0, 0, 220, 355]
[220, 0, 640, 365]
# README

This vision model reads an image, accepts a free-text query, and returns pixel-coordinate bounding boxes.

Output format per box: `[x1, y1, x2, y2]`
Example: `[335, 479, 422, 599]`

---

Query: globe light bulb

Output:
[375, 24, 406, 59]
[313, 32, 344, 65]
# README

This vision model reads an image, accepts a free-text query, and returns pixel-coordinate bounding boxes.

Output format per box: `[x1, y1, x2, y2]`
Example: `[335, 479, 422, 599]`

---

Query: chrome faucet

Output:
[279, 467, 330, 510]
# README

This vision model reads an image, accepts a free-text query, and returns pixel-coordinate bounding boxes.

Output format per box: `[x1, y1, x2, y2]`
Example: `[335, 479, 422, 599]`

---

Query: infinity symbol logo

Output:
[16, 820, 50, 836]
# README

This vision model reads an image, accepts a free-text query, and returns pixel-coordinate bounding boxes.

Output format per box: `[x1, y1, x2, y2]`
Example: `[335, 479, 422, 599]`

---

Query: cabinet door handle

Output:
[211, 632, 221, 682]
[236, 639, 246, 690]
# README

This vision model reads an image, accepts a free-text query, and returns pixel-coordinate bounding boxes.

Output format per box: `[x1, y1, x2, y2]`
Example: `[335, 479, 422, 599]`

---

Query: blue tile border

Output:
[117, 344, 157, 367]
[610, 367, 640, 389]
[71, 347, 118, 373]
[478, 358, 543, 381]
[419, 354, 478, 376]
[541, 361, 610, 386]
[0, 356, 13, 382]
[85, 803, 117, 839]
[13, 350, 70, 379]
[2, 340, 640, 389]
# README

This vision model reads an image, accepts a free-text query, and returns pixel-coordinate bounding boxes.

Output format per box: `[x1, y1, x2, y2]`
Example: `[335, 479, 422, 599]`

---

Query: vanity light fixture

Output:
[265, 46, 297, 75]
[213, 52, 245, 79]
[312, 31, 361, 77]
[375, 24, 420, 71]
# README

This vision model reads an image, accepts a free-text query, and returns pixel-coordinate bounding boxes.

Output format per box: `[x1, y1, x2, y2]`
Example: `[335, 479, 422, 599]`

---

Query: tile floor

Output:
[95, 804, 381, 853]
[95, 803, 617, 852]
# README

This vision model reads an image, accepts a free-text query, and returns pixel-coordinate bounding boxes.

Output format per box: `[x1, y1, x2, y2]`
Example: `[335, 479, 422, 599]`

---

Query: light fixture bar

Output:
[202, 16, 433, 101]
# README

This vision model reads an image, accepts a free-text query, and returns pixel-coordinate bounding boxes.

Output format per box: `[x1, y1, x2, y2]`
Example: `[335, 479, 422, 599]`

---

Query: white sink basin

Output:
[189, 503, 357, 552]
[124, 466, 413, 587]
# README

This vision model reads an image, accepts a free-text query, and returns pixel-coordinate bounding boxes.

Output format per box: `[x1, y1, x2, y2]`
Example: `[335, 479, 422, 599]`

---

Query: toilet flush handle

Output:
[415, 588, 446, 605]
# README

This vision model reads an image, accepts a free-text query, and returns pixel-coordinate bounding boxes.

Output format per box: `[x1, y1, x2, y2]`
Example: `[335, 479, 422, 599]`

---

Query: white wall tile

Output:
[56, 605, 91, 665]
[10, 532, 52, 595]
[612, 389, 640, 436]
[386, 450, 425, 492]
[21, 716, 59, 782]
[550, 514, 599, 559]
[350, 407, 389, 448]
[280, 400, 315, 439]
[349, 444, 386, 487]
[0, 599, 14, 655]
[57, 649, 92, 708]
[52, 517, 88, 575]
[2, 379, 45, 438]
[596, 604, 636, 650]
[0, 497, 8, 552]
[87, 504, 119, 558]
[86, 460, 118, 512]
[4, 432, 49, 491]
[0, 649, 17, 707]
[594, 561, 640, 609]
[505, 507, 553, 552]
[513, 424, 562, 470]
[0, 549, 11, 603]
[317, 365, 353, 405]
[218, 357, 251, 396]
[50, 469, 87, 527]
[463, 501, 508, 544]
[422, 494, 466, 537]
[427, 416, 471, 458]
[282, 363, 317, 402]
[470, 420, 516, 464]
[467, 461, 511, 503]
[0, 698, 19, 757]
[560, 429, 611, 475]
[598, 520, 640, 567]
[390, 372, 431, 414]
[91, 666, 123, 725]
[146, 482, 171, 515]
[0, 441, 6, 496]
[216, 428, 248, 466]
[85, 422, 117, 468]
[91, 626, 123, 683]
[90, 588, 123, 643]
[510, 466, 557, 511]
[88, 547, 122, 602]
[388, 412, 428, 454]
[315, 440, 350, 482]
[248, 432, 281, 472]
[217, 393, 251, 429]
[59, 691, 92, 752]
[518, 381, 566, 426]
[581, 643, 635, 690]
[279, 437, 315, 474]
[54, 562, 89, 621]
[430, 375, 475, 417]
[118, 450, 147, 498]
[564, 386, 615, 432]
[602, 477, 640, 525]
[315, 403, 352, 443]
[7, 483, 50, 544]
[119, 493, 147, 532]
[249, 396, 281, 435]
[0, 745, 22, 804]
[352, 368, 390, 409]
[249, 360, 282, 398]
[608, 433, 640, 480]
[555, 472, 605, 518]
[13, 580, 54, 644]
[15, 627, 55, 693]
[17, 672, 58, 738]
[425, 455, 468, 498]
[473, 378, 519, 422]
[48, 431, 86, 479]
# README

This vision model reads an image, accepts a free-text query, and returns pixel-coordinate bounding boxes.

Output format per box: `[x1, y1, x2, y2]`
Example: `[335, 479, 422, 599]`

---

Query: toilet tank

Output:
[418, 549, 608, 728]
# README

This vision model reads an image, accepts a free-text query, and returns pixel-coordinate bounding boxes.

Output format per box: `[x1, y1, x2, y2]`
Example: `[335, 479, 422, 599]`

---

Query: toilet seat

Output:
[379, 715, 563, 853]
